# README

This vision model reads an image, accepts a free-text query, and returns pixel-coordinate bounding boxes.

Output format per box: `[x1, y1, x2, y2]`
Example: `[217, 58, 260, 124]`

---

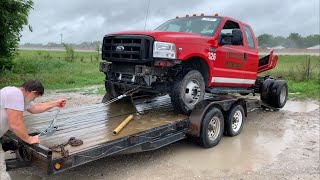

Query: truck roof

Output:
[175, 15, 250, 27]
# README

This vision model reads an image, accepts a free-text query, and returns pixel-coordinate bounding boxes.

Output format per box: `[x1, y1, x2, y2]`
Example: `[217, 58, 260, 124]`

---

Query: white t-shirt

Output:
[0, 87, 33, 138]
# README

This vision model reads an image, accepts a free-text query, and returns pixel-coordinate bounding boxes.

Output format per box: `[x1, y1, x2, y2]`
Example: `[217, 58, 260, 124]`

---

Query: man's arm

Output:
[6, 109, 39, 144]
[27, 99, 66, 114]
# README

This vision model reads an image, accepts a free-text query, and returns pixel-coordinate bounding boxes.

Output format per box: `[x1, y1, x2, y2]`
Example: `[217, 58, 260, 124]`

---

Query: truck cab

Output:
[100, 14, 284, 114]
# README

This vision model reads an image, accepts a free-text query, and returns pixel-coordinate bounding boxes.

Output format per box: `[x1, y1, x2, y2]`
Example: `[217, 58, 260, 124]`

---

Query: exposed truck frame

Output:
[1, 95, 277, 175]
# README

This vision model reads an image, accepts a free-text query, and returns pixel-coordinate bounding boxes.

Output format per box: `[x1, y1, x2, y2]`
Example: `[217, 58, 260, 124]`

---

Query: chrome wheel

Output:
[208, 117, 221, 141]
[232, 110, 243, 132]
[184, 79, 201, 107]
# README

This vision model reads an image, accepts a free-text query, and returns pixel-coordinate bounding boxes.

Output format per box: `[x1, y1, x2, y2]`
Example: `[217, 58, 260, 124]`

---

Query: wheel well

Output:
[181, 57, 210, 87]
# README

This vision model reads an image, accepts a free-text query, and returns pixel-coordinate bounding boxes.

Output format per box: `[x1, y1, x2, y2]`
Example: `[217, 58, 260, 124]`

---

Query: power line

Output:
[144, 0, 151, 30]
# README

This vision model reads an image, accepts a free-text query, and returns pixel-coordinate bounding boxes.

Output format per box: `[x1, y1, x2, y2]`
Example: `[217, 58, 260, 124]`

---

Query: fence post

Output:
[307, 55, 311, 79]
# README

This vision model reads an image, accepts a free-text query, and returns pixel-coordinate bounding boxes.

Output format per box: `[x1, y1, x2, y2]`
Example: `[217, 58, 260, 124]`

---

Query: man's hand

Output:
[53, 98, 67, 107]
[28, 98, 67, 114]
[28, 135, 40, 144]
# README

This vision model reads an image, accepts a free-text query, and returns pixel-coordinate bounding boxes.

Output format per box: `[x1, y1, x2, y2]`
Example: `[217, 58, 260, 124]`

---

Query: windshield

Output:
[155, 16, 221, 37]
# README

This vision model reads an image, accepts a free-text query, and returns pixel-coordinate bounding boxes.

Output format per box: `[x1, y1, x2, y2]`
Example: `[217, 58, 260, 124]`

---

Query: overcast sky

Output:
[20, 0, 320, 44]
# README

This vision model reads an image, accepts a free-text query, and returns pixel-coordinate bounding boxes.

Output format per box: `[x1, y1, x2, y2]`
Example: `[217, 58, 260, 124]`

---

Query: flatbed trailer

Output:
[1, 95, 272, 175]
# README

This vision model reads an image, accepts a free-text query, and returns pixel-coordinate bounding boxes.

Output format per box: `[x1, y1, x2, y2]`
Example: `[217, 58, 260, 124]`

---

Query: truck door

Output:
[211, 20, 254, 87]
[242, 25, 259, 81]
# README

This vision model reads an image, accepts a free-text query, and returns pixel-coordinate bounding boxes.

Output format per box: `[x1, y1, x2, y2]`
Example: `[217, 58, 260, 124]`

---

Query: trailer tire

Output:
[198, 107, 224, 148]
[260, 79, 275, 104]
[224, 105, 245, 136]
[270, 80, 288, 108]
[170, 70, 205, 115]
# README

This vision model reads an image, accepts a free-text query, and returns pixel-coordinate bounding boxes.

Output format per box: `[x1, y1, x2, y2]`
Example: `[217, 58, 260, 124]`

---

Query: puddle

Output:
[281, 100, 319, 112]
[165, 114, 293, 176]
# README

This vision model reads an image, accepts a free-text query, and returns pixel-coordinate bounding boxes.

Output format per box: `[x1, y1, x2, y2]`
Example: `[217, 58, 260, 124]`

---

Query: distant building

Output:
[267, 46, 285, 50]
[306, 45, 320, 49]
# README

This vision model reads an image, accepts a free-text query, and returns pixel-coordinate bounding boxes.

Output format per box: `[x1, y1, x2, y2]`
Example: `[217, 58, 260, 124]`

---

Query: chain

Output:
[48, 87, 141, 158]
[103, 86, 141, 106]
[49, 137, 83, 158]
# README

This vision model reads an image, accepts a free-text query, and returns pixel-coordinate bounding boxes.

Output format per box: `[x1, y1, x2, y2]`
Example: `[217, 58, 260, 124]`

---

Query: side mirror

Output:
[231, 29, 243, 45]
[218, 33, 233, 46]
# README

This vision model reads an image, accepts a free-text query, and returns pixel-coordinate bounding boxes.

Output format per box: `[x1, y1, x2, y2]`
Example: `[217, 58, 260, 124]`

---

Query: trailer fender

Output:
[187, 98, 244, 137]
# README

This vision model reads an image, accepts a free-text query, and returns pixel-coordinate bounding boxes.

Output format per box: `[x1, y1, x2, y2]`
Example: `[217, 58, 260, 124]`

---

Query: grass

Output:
[286, 79, 320, 100]
[263, 55, 320, 81]
[17, 49, 98, 61]
[262, 55, 320, 100]
[0, 50, 319, 100]
[0, 50, 103, 89]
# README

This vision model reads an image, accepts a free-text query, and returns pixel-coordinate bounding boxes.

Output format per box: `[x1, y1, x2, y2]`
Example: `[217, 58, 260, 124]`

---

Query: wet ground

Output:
[6, 89, 320, 180]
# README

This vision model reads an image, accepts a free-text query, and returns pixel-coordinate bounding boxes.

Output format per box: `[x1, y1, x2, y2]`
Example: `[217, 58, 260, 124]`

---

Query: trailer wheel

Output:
[224, 105, 245, 136]
[270, 80, 288, 108]
[199, 107, 224, 148]
[260, 79, 275, 104]
[170, 70, 205, 115]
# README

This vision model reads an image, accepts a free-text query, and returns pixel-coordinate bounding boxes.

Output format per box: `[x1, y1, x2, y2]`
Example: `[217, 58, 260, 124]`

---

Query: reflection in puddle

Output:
[166, 113, 293, 175]
[282, 101, 319, 112]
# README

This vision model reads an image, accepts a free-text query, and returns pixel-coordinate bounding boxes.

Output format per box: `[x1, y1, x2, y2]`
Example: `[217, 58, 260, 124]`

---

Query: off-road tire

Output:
[260, 79, 275, 104]
[269, 80, 288, 108]
[198, 108, 224, 148]
[170, 70, 205, 115]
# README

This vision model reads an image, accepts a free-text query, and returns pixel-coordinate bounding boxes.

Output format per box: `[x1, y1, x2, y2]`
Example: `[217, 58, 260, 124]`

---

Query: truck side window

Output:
[220, 20, 243, 45]
[243, 26, 255, 49]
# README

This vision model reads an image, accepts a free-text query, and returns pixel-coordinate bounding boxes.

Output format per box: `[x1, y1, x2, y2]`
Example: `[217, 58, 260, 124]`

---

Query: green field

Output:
[0, 50, 319, 100]
[0, 50, 103, 89]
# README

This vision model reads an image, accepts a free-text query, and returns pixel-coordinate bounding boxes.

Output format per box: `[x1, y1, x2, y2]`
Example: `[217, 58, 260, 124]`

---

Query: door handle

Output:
[243, 53, 247, 61]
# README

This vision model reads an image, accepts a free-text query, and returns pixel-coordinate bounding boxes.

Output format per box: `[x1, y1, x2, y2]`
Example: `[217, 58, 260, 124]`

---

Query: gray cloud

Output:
[21, 0, 320, 44]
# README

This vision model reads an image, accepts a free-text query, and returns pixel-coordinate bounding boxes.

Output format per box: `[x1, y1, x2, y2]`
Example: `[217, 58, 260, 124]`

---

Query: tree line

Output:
[21, 33, 320, 50]
[1, 0, 319, 71]
[20, 41, 102, 50]
[257, 33, 320, 49]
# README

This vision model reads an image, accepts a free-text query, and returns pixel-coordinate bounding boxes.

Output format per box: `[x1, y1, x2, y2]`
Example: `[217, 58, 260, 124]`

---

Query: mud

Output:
[6, 90, 320, 180]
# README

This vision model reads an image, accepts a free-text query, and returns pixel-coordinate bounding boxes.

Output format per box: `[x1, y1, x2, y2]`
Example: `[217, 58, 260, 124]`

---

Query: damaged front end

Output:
[100, 34, 181, 94]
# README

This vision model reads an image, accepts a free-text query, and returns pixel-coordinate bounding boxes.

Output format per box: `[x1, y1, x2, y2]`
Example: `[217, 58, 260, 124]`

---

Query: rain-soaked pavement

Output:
[6, 91, 320, 180]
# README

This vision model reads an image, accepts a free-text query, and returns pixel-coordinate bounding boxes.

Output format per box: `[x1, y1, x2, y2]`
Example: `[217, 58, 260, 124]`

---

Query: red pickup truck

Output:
[100, 14, 288, 114]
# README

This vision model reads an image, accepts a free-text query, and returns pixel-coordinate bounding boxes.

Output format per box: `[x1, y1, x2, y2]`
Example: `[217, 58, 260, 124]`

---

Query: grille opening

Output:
[145, 40, 150, 59]
[132, 47, 140, 52]
[105, 39, 112, 44]
[112, 54, 120, 58]
[123, 39, 131, 43]
[133, 39, 141, 44]
[113, 39, 121, 43]
[121, 54, 131, 59]
[132, 55, 140, 59]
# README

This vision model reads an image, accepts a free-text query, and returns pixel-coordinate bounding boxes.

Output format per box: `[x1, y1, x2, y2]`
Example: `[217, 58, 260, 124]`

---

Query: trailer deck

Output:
[26, 95, 186, 157]
[1, 94, 267, 175]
